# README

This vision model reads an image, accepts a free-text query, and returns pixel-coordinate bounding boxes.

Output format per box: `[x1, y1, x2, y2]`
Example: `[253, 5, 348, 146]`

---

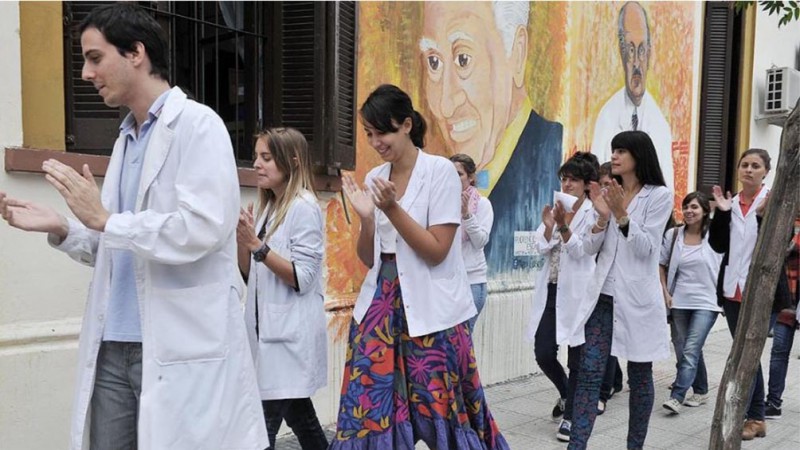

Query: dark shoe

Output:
[551, 397, 566, 421]
[556, 419, 571, 442]
[597, 399, 606, 415]
[765, 402, 782, 420]
[741, 419, 766, 440]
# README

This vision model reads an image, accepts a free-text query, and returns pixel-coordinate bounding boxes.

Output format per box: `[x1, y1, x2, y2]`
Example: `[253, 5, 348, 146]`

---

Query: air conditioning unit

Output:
[764, 67, 800, 114]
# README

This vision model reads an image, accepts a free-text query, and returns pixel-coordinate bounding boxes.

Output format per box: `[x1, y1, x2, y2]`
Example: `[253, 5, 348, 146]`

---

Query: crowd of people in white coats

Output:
[1, 4, 797, 450]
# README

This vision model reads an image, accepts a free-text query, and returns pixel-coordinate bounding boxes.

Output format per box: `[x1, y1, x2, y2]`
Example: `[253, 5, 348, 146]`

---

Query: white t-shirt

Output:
[671, 244, 723, 311]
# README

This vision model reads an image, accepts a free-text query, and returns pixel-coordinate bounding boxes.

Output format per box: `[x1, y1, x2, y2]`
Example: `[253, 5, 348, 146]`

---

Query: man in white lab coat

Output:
[0, 4, 267, 449]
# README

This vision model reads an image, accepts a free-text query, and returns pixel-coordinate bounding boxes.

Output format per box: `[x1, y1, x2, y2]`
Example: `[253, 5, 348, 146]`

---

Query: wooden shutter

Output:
[324, 1, 357, 170]
[696, 3, 742, 193]
[267, 1, 357, 170]
[63, 1, 124, 154]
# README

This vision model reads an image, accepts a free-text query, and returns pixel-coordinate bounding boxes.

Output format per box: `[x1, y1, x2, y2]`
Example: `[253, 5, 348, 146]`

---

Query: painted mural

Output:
[325, 1, 703, 308]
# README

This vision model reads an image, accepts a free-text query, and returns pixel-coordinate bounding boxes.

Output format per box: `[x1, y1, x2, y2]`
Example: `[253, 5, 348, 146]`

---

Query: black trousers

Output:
[262, 398, 328, 450]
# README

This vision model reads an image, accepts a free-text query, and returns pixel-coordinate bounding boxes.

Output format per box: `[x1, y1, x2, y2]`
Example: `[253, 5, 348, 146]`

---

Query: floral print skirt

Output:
[329, 259, 509, 450]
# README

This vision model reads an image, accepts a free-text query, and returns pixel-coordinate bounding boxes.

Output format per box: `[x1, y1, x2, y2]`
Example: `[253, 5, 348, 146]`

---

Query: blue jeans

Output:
[669, 309, 718, 402]
[569, 295, 654, 449]
[767, 320, 796, 407]
[468, 282, 487, 330]
[90, 341, 143, 450]
[722, 300, 777, 420]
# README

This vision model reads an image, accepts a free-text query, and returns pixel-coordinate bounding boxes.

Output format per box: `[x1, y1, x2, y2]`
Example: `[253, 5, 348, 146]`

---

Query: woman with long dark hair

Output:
[568, 131, 673, 450]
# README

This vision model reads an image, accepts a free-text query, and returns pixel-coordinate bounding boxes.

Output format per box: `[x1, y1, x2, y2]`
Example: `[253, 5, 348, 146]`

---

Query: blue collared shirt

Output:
[104, 89, 170, 342]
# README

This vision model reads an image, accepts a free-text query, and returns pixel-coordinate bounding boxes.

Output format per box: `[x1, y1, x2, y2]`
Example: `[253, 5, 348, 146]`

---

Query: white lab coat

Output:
[352, 150, 476, 337]
[579, 185, 673, 362]
[720, 188, 770, 299]
[244, 191, 328, 400]
[51, 87, 267, 450]
[527, 199, 597, 347]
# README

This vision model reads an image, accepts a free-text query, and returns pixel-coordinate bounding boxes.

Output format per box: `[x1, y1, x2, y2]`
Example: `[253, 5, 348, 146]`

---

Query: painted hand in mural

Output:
[342, 174, 375, 220]
[0, 191, 68, 237]
[42, 160, 109, 232]
[711, 185, 733, 212]
[370, 178, 399, 212]
[236, 203, 261, 252]
[588, 182, 611, 221]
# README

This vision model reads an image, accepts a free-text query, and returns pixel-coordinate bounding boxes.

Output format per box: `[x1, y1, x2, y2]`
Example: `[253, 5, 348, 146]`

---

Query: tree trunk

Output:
[708, 98, 800, 449]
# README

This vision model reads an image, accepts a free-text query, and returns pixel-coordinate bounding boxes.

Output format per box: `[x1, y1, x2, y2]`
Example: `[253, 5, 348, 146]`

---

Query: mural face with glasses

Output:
[619, 6, 650, 106]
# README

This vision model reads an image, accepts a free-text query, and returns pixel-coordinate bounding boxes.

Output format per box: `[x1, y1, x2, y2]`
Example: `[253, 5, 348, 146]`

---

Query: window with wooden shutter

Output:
[63, 1, 124, 154]
[62, 1, 357, 171]
[696, 2, 743, 194]
[265, 1, 357, 171]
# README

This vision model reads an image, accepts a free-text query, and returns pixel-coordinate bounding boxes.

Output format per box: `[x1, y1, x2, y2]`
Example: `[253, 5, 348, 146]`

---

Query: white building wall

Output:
[749, 11, 800, 187]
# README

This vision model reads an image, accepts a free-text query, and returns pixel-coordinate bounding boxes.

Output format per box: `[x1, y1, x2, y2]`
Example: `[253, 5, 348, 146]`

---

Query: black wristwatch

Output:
[557, 224, 570, 234]
[252, 242, 271, 262]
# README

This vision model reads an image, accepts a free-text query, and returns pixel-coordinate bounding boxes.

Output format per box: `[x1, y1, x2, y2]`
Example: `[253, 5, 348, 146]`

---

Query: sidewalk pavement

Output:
[278, 324, 799, 449]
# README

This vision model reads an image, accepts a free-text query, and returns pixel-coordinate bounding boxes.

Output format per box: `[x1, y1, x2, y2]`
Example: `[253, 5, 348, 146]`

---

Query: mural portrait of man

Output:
[419, 1, 563, 275]
[591, 1, 674, 190]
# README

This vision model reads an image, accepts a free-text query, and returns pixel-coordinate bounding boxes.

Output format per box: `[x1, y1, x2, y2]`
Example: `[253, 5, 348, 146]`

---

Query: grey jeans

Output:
[90, 341, 143, 450]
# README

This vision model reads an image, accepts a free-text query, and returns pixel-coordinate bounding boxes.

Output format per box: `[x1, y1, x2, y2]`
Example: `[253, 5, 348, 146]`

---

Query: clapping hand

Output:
[553, 201, 569, 228]
[236, 203, 261, 252]
[755, 191, 770, 217]
[42, 159, 109, 231]
[342, 174, 376, 220]
[1, 191, 67, 235]
[541, 204, 555, 229]
[370, 178, 399, 212]
[712, 185, 733, 212]
[603, 179, 627, 220]
[461, 190, 470, 218]
[588, 182, 610, 220]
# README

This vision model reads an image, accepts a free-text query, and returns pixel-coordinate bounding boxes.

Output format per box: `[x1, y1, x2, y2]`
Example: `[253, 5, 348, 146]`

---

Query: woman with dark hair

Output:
[568, 131, 673, 450]
[708, 148, 791, 440]
[331, 84, 508, 450]
[659, 192, 723, 415]
[526, 152, 599, 442]
[450, 153, 494, 330]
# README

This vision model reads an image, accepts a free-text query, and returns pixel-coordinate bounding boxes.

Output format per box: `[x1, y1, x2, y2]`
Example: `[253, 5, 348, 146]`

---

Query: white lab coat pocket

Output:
[625, 276, 658, 308]
[259, 301, 301, 344]
[150, 282, 230, 364]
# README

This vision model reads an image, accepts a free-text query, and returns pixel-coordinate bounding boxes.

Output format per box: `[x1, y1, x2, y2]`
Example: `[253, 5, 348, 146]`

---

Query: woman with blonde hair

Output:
[237, 128, 328, 450]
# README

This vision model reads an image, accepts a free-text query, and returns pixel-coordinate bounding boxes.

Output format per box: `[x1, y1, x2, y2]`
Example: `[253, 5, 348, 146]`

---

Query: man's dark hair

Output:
[79, 3, 169, 81]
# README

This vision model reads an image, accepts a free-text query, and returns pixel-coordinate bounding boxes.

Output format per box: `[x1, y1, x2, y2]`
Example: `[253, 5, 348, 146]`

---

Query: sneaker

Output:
[765, 402, 782, 420]
[597, 399, 606, 415]
[662, 398, 682, 414]
[556, 419, 572, 442]
[683, 393, 709, 407]
[551, 397, 566, 420]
